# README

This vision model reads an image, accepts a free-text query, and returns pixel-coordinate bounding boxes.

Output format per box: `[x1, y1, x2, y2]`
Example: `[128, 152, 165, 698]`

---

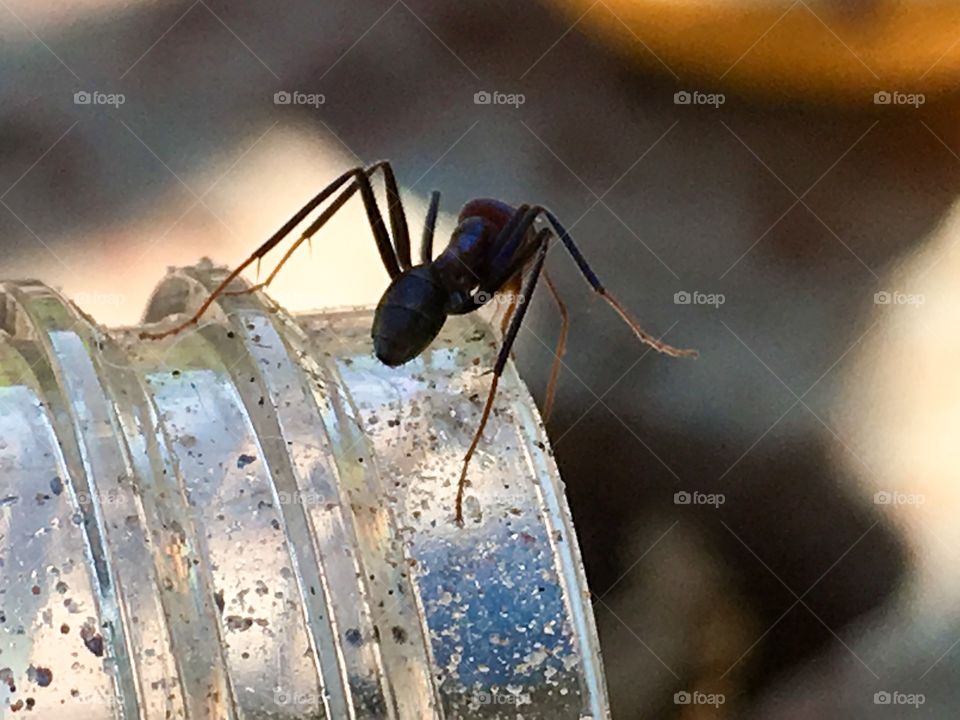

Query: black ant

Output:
[140, 161, 696, 524]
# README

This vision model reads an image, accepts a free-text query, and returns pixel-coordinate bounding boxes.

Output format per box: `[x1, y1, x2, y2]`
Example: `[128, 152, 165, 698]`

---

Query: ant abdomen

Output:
[372, 265, 448, 366]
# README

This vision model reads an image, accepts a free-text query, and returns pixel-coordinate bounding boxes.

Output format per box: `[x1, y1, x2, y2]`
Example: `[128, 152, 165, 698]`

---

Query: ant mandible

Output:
[140, 161, 697, 525]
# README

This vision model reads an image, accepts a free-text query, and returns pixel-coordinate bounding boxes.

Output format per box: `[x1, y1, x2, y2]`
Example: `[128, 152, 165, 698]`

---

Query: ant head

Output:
[372, 266, 448, 366]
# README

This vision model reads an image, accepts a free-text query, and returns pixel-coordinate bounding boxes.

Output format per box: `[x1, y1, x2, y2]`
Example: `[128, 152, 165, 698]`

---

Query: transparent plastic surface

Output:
[0, 263, 609, 719]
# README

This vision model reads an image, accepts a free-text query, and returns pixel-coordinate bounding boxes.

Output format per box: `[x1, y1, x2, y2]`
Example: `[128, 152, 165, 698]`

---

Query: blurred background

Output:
[3, 0, 960, 717]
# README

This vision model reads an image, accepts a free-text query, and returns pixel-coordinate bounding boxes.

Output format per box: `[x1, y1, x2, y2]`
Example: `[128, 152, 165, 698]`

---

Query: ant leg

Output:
[420, 191, 441, 264]
[492, 225, 551, 334]
[488, 203, 532, 264]
[228, 161, 416, 297]
[456, 233, 550, 525]
[481, 206, 545, 295]
[226, 162, 410, 298]
[541, 209, 697, 359]
[377, 161, 412, 269]
[140, 164, 400, 340]
[482, 205, 694, 357]
[485, 225, 567, 420]
[497, 274, 522, 336]
[223, 180, 360, 298]
[541, 271, 568, 421]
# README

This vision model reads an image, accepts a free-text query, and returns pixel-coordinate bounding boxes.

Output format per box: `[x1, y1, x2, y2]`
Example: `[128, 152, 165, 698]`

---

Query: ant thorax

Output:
[432, 216, 498, 295]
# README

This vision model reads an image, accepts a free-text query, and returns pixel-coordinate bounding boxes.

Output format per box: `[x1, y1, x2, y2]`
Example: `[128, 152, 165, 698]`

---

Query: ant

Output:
[140, 161, 696, 525]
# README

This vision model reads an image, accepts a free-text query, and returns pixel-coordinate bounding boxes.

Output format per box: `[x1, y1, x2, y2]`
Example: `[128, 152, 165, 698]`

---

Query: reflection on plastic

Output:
[0, 263, 609, 719]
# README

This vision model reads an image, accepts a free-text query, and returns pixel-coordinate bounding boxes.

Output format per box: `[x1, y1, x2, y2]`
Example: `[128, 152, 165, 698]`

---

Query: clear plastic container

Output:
[0, 262, 609, 719]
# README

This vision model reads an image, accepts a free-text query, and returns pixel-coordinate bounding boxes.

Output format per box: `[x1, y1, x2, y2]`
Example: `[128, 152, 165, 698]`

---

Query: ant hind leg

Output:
[230, 160, 417, 299]
[226, 162, 410, 300]
[377, 161, 412, 269]
[420, 191, 441, 264]
[222, 177, 362, 299]
[140, 164, 400, 339]
[139, 164, 406, 340]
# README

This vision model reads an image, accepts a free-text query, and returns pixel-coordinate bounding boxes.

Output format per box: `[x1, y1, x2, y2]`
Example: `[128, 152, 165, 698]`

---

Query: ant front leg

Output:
[497, 274, 522, 336]
[478, 221, 567, 418]
[540, 270, 569, 421]
[486, 206, 696, 359]
[455, 234, 550, 525]
[541, 209, 697, 358]
[489, 225, 552, 340]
